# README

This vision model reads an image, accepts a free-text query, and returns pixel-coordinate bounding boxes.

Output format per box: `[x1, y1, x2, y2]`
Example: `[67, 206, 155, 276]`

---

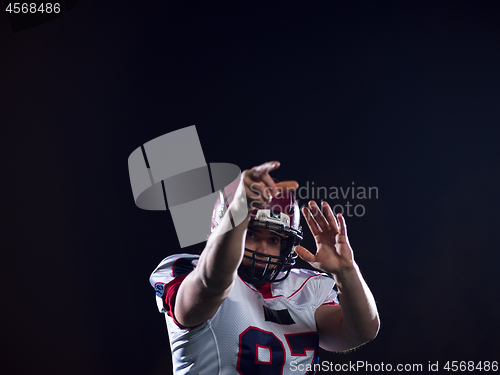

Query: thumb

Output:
[294, 245, 316, 263]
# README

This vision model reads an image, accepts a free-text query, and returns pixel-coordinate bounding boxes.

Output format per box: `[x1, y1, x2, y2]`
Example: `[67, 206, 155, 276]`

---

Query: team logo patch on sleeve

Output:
[154, 282, 166, 297]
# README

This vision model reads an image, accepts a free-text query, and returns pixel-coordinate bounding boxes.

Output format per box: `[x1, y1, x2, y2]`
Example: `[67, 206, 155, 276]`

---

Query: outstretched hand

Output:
[295, 201, 354, 275]
[240, 161, 298, 210]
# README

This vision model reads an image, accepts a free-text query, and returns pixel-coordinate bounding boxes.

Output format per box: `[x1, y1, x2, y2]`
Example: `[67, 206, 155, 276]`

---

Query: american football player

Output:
[150, 161, 379, 374]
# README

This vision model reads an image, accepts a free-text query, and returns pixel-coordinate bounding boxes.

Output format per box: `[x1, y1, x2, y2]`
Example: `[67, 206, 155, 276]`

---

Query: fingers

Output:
[337, 213, 347, 236]
[244, 161, 299, 201]
[250, 161, 279, 195]
[302, 201, 334, 235]
[310, 201, 330, 232]
[322, 201, 340, 232]
[253, 164, 278, 197]
[302, 201, 346, 237]
[294, 245, 316, 263]
[242, 161, 300, 211]
[247, 180, 273, 203]
[301, 205, 322, 237]
[245, 161, 279, 199]
[251, 161, 280, 179]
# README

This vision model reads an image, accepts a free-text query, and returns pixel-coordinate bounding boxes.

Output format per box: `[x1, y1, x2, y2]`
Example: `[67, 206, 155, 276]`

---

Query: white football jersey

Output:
[150, 254, 339, 375]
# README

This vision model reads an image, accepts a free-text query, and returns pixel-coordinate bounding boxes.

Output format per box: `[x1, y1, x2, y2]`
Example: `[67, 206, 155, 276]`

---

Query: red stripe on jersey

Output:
[240, 274, 331, 302]
[163, 275, 203, 329]
[256, 283, 273, 299]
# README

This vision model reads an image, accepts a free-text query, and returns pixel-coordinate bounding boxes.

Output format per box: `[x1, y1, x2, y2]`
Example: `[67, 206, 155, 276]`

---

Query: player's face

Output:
[242, 227, 282, 268]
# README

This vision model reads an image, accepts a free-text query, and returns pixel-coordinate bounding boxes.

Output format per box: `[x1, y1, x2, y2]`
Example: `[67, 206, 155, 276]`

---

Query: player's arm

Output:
[174, 162, 298, 327]
[314, 264, 379, 351]
[295, 201, 380, 351]
[173, 201, 249, 328]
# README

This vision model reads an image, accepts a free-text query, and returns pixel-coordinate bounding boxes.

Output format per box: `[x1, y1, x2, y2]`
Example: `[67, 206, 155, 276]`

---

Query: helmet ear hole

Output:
[270, 209, 280, 219]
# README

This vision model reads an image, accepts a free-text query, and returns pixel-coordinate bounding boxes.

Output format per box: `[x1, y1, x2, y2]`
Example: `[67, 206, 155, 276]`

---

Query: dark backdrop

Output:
[2, 1, 499, 374]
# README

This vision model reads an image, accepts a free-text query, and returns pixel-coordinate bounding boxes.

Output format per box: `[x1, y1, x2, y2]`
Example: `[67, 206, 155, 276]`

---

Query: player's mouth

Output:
[253, 258, 277, 270]
[243, 256, 274, 270]
[253, 260, 268, 269]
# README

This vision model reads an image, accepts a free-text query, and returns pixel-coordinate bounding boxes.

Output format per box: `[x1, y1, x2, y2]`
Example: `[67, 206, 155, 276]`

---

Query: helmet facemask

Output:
[238, 209, 302, 288]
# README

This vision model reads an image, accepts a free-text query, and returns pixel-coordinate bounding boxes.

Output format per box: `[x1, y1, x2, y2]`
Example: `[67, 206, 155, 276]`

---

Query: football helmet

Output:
[211, 178, 303, 287]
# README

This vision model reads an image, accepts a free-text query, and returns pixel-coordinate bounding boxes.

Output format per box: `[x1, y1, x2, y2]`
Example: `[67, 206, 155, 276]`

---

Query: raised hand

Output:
[240, 161, 298, 211]
[295, 200, 354, 275]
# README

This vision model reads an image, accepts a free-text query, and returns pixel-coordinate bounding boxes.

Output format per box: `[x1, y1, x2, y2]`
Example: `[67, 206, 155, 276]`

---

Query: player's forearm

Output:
[175, 199, 251, 327]
[334, 263, 380, 344]
[196, 197, 251, 292]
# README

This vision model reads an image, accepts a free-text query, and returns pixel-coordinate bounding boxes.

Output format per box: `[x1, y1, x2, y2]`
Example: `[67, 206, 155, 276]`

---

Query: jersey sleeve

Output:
[149, 254, 199, 315]
[285, 269, 339, 309]
[316, 274, 339, 307]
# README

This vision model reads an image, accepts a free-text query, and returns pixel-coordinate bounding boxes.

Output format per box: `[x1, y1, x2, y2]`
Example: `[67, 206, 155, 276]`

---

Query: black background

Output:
[1, 1, 500, 374]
